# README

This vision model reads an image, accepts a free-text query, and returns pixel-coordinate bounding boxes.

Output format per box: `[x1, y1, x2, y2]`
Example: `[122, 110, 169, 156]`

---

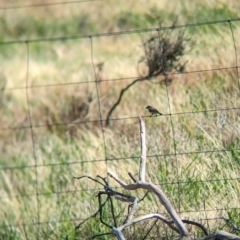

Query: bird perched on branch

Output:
[145, 105, 162, 117]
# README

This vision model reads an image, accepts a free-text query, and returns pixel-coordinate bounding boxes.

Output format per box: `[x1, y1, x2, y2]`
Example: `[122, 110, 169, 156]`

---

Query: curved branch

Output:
[182, 219, 208, 236]
[105, 77, 145, 126]
[108, 173, 189, 237]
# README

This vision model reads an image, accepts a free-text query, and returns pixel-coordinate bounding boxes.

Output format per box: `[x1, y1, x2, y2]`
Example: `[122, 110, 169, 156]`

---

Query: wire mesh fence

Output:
[1, 1, 240, 239]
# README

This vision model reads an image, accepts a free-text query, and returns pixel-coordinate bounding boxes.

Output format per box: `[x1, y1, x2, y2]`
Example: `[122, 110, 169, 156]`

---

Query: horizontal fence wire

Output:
[1, 1, 240, 238]
[1, 18, 240, 45]
[0, 65, 237, 91]
[0, 0, 103, 10]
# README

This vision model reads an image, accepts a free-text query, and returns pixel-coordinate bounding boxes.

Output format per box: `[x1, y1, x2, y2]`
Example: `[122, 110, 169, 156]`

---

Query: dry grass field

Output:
[1, 0, 240, 239]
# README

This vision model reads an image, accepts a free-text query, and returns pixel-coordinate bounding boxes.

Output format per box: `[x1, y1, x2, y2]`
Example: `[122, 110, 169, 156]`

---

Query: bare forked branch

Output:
[76, 117, 240, 240]
[108, 117, 189, 238]
[108, 172, 189, 237]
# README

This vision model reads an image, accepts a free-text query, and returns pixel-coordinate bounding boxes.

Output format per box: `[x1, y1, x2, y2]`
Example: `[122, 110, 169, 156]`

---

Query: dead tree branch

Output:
[106, 117, 240, 239]
[199, 231, 240, 240]
[76, 117, 240, 240]
[105, 24, 189, 126]
[105, 77, 144, 126]
[108, 172, 189, 238]
[108, 116, 189, 238]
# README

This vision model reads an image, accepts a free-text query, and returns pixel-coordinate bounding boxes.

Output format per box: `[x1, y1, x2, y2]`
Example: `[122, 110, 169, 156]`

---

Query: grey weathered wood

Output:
[108, 117, 189, 238]
[106, 117, 240, 240]
[199, 230, 240, 240]
[112, 227, 125, 240]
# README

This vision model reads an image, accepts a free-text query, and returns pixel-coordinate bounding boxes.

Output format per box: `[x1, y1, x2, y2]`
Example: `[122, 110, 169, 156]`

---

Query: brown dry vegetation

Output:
[1, 0, 240, 239]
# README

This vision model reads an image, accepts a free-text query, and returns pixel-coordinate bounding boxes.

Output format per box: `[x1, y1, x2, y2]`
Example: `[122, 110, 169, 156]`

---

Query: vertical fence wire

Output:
[89, 36, 108, 175]
[228, 20, 240, 93]
[25, 41, 40, 238]
[157, 28, 181, 213]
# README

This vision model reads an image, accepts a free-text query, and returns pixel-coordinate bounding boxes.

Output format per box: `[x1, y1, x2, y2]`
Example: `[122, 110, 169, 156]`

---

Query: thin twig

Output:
[142, 219, 158, 240]
[105, 77, 144, 126]
[128, 172, 137, 182]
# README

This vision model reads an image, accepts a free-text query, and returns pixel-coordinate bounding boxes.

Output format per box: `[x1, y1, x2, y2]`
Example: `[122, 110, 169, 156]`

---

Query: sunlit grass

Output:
[1, 0, 240, 239]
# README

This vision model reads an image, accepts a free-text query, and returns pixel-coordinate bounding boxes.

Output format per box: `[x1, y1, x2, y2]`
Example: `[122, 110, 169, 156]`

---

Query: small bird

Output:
[145, 105, 162, 117]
